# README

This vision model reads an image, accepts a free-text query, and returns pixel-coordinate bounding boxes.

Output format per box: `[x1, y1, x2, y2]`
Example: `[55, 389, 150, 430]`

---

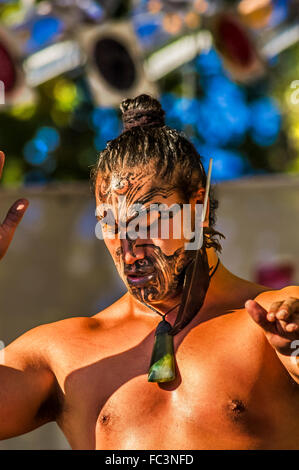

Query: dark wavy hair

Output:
[91, 94, 225, 252]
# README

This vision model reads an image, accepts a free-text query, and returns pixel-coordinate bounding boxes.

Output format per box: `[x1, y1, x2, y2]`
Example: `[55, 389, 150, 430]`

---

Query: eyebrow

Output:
[98, 202, 184, 225]
[123, 202, 184, 226]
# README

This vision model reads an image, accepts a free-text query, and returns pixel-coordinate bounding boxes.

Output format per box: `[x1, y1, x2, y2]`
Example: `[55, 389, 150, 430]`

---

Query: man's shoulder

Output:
[253, 285, 299, 310]
[3, 316, 99, 376]
[37, 315, 102, 342]
[30, 295, 129, 348]
[9, 316, 101, 357]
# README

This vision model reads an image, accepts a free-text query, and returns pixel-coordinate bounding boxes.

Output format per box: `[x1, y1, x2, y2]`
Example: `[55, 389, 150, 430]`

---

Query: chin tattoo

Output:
[116, 244, 192, 303]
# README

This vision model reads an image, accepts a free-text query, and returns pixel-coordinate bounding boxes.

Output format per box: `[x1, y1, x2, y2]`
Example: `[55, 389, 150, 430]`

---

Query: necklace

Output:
[145, 257, 221, 383]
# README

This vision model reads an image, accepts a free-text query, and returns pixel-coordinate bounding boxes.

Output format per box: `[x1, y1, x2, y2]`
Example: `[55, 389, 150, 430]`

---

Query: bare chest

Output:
[55, 319, 299, 450]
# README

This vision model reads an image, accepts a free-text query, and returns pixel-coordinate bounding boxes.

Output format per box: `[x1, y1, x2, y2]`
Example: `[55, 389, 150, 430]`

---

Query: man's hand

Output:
[0, 151, 29, 260]
[245, 296, 299, 382]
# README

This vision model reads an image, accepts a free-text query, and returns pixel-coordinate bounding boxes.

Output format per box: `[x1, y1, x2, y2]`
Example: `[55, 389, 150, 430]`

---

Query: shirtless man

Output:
[1, 94, 299, 450]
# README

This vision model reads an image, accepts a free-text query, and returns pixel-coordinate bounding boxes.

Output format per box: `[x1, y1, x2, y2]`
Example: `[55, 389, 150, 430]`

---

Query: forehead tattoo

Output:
[98, 169, 176, 208]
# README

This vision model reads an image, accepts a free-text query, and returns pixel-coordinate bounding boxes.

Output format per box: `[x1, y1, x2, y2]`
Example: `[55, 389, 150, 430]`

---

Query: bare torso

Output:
[44, 283, 299, 450]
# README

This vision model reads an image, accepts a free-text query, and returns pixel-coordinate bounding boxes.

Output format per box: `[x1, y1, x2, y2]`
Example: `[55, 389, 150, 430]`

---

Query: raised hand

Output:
[245, 296, 299, 382]
[245, 297, 299, 351]
[0, 151, 29, 260]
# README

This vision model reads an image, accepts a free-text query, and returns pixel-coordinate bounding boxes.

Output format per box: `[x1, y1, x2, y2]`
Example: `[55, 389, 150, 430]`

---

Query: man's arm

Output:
[245, 286, 299, 384]
[0, 151, 59, 439]
[0, 325, 59, 440]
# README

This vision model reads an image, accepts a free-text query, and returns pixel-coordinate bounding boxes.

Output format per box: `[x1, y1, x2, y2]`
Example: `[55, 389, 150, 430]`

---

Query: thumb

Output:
[2, 198, 29, 234]
[245, 299, 275, 333]
[0, 198, 29, 260]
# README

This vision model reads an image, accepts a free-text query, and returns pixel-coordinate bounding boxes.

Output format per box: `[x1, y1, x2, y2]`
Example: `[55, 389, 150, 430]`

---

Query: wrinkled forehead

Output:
[95, 166, 180, 214]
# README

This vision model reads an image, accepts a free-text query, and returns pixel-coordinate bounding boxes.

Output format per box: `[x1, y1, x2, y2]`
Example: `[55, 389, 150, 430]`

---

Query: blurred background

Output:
[0, 0, 299, 449]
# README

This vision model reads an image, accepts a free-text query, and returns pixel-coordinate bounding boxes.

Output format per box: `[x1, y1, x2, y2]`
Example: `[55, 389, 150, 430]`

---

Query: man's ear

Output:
[190, 188, 210, 228]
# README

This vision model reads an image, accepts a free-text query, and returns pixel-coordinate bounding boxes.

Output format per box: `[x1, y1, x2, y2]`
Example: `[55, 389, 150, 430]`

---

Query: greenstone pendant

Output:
[148, 318, 176, 383]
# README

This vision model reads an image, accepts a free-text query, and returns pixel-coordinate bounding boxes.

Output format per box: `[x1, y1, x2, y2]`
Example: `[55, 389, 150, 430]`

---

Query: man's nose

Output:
[121, 238, 145, 265]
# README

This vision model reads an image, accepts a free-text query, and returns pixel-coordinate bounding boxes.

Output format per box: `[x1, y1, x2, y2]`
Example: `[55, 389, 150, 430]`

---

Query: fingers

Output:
[285, 322, 298, 333]
[1, 198, 29, 235]
[0, 151, 4, 179]
[267, 297, 299, 334]
[245, 299, 275, 332]
[276, 297, 299, 320]
[246, 297, 299, 355]
[267, 301, 284, 322]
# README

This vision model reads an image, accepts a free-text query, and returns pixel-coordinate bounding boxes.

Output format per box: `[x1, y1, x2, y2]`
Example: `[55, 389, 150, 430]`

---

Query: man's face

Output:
[95, 164, 197, 306]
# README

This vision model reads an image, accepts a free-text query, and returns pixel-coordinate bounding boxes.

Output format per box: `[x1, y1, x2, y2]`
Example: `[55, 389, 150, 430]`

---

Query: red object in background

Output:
[212, 12, 265, 83]
[214, 13, 256, 67]
[0, 41, 17, 93]
[215, 14, 255, 67]
[255, 262, 295, 289]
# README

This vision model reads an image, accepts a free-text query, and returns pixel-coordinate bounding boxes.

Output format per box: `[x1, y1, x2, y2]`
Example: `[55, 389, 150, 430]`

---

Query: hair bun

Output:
[121, 94, 165, 132]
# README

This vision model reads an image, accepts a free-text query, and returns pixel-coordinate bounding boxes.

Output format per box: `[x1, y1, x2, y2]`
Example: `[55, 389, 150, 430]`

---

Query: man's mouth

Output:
[126, 272, 155, 287]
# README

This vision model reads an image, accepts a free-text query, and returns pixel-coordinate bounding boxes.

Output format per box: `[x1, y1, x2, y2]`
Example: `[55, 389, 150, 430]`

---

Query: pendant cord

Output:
[209, 257, 220, 279]
[142, 257, 221, 321]
[145, 301, 181, 320]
